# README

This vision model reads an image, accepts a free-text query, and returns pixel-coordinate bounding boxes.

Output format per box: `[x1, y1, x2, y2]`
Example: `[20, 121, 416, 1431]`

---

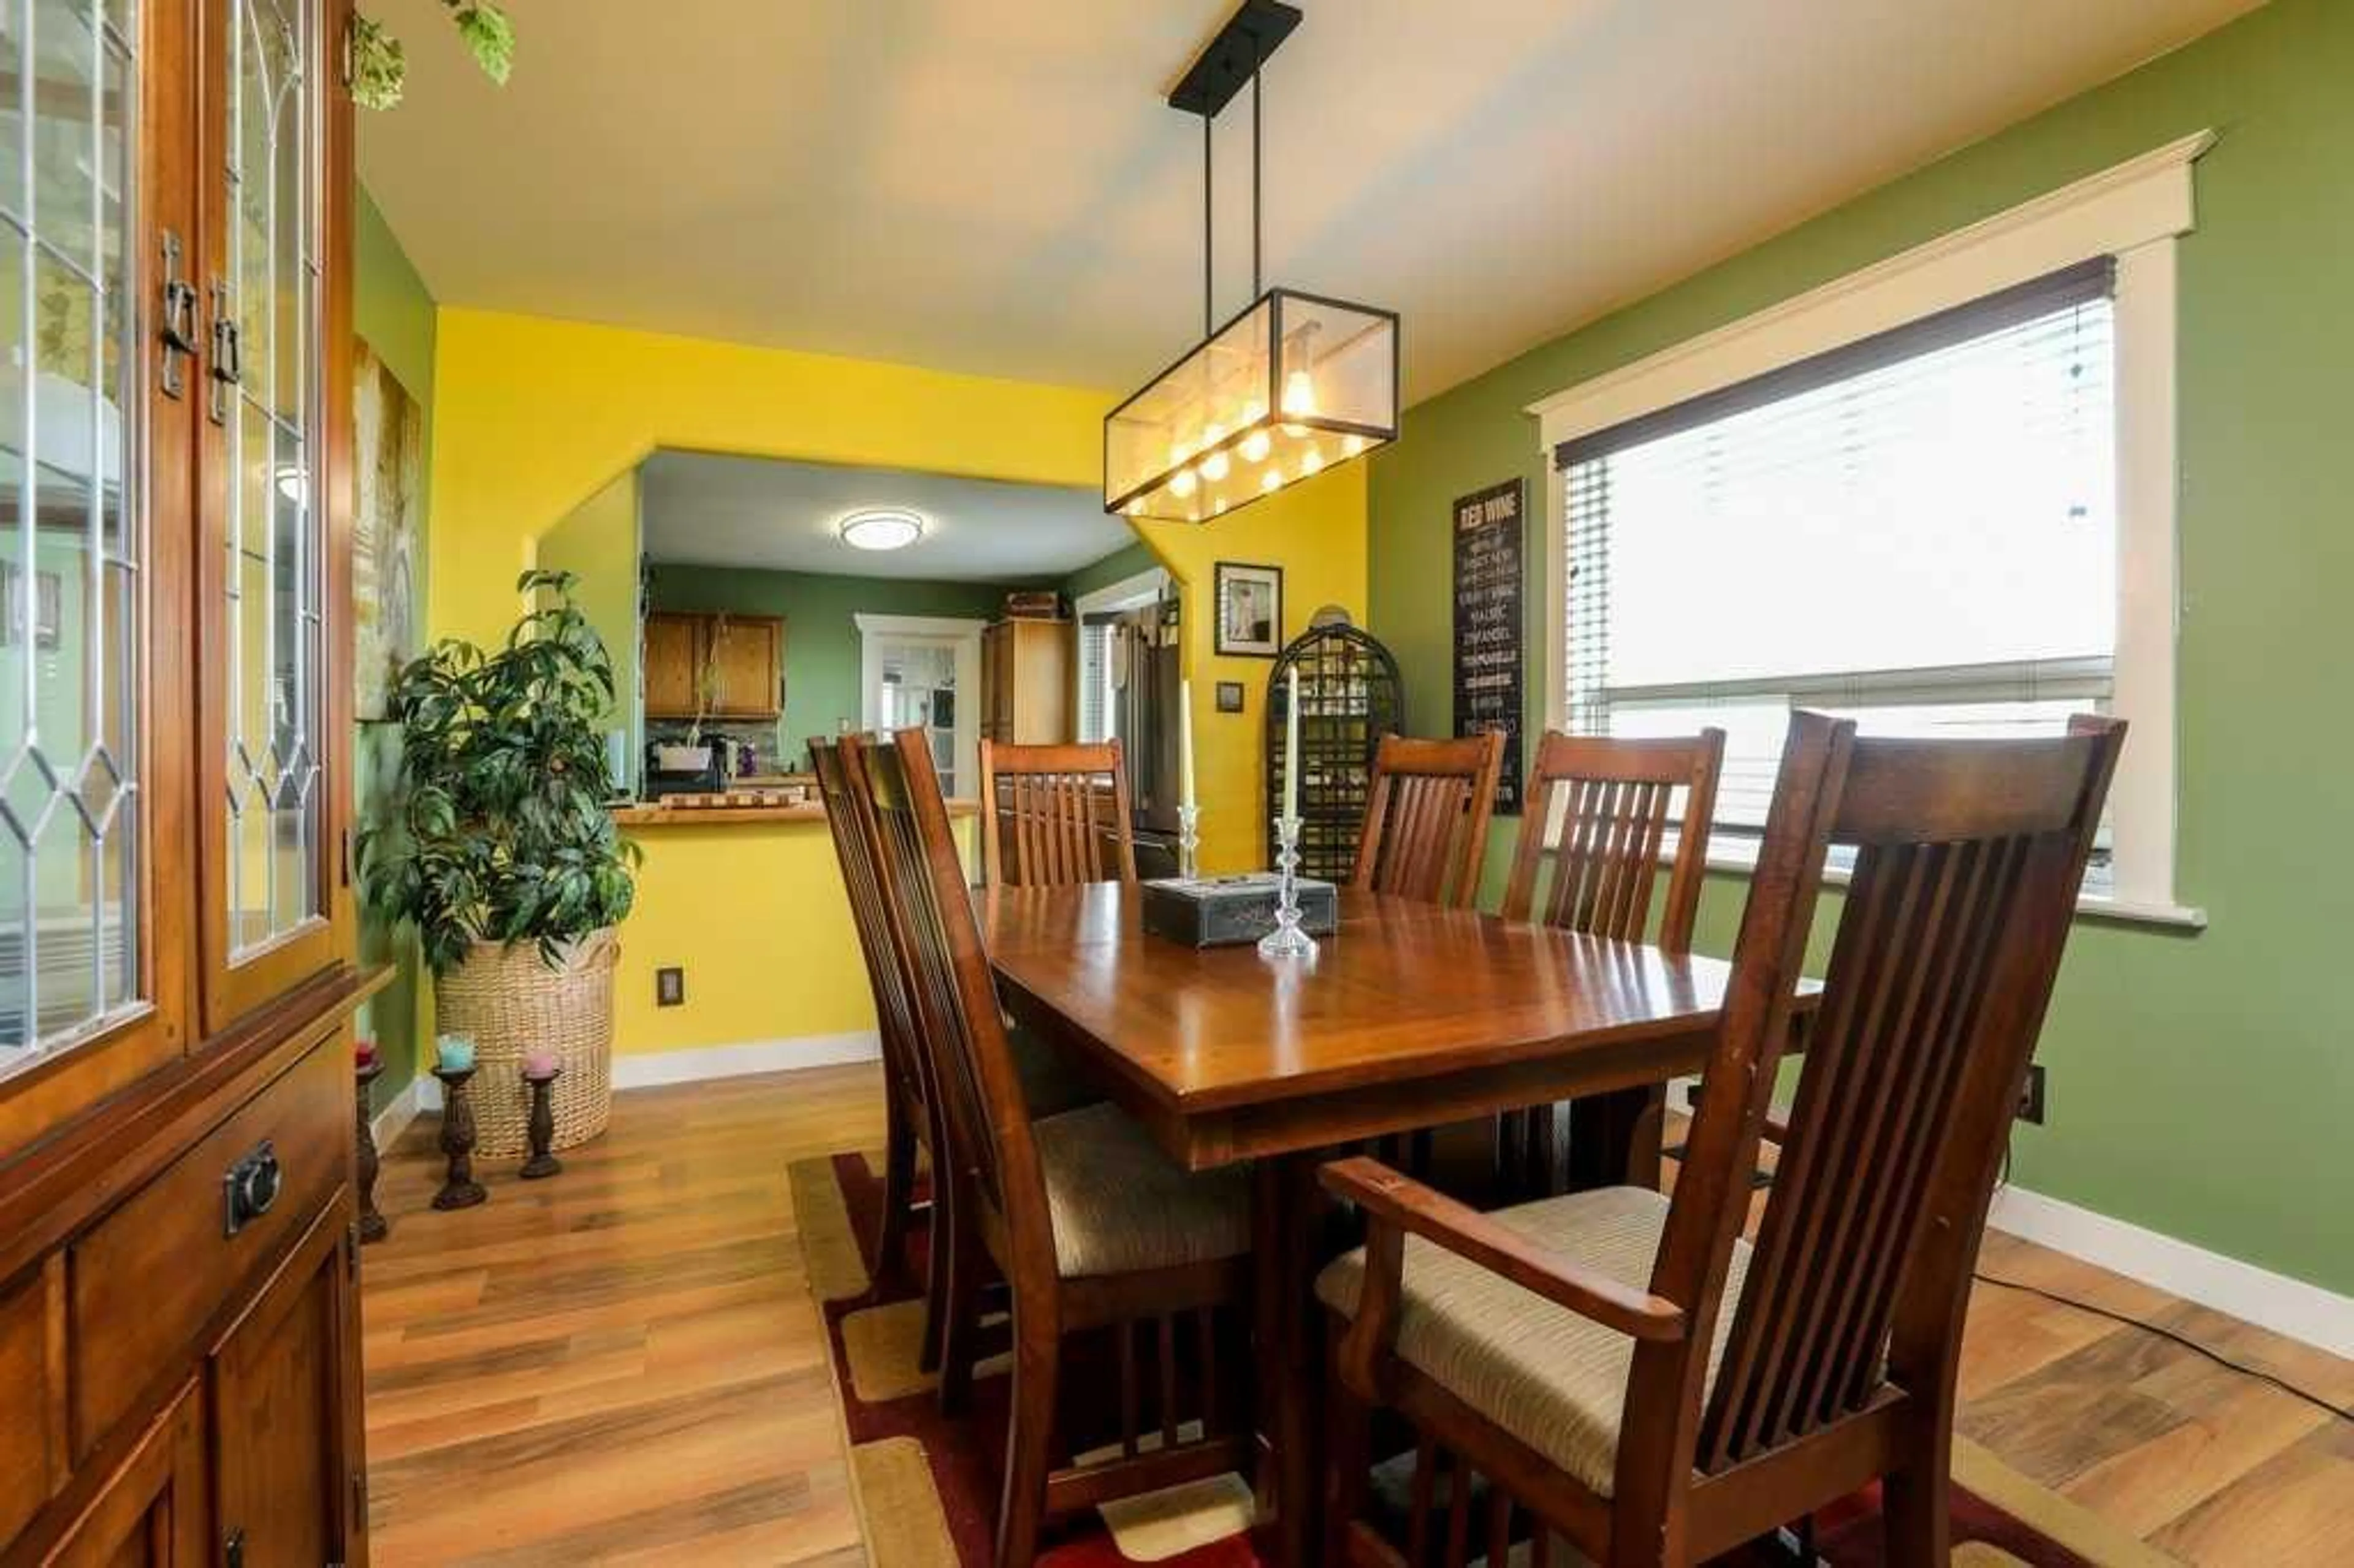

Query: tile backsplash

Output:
[643, 719, 790, 778]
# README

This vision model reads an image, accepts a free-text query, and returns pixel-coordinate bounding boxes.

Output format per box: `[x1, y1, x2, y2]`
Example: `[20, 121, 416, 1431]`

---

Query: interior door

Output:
[195, 0, 356, 1031]
[209, 1206, 357, 1568]
[45, 1384, 210, 1567]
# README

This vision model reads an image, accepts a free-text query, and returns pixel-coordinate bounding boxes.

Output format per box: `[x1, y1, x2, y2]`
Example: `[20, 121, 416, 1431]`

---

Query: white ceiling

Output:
[359, 0, 2262, 403]
[639, 452, 1130, 582]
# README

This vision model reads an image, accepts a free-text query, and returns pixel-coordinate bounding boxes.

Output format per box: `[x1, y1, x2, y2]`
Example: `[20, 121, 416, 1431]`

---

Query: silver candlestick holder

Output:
[1258, 814, 1319, 959]
[1177, 804, 1201, 881]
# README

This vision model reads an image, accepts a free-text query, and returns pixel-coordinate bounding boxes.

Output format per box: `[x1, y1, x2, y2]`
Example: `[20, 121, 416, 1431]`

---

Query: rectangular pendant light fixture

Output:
[1103, 4, 1400, 523]
[1106, 288, 1398, 522]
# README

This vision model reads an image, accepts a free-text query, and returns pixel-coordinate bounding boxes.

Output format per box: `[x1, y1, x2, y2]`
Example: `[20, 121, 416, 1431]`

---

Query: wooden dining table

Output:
[979, 881, 1782, 1568]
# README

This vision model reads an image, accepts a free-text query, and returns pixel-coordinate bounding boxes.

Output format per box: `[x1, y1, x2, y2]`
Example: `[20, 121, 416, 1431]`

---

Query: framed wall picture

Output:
[353, 338, 425, 720]
[1215, 680, 1246, 713]
[1213, 561, 1284, 658]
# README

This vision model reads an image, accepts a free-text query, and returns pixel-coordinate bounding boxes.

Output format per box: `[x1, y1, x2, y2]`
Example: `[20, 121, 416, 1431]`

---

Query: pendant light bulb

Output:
[1341, 434, 1367, 458]
[1169, 468, 1198, 499]
[1260, 468, 1281, 495]
[1281, 369, 1317, 419]
[1241, 428, 1271, 463]
[1299, 444, 1324, 478]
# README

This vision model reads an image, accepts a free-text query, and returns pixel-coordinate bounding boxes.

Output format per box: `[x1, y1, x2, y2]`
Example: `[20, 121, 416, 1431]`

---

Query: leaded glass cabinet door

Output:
[0, 0, 197, 1137]
[197, 0, 351, 1029]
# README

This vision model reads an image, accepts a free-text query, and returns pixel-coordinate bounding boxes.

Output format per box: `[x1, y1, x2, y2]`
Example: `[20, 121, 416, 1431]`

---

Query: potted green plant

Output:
[359, 568, 639, 1154]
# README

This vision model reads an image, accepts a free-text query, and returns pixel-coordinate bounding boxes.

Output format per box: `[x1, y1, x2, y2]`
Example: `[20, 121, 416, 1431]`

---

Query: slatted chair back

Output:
[1637, 712, 2124, 1498]
[811, 737, 935, 1137]
[980, 739, 1140, 889]
[1352, 731, 1507, 908]
[1501, 729, 1725, 952]
[844, 730, 1059, 1290]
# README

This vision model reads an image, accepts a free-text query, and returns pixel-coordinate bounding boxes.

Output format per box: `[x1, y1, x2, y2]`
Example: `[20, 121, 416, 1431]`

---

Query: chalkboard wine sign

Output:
[1452, 478, 1525, 814]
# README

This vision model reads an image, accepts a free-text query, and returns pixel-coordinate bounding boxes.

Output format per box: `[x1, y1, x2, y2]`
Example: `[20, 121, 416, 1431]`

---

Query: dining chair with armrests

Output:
[1352, 731, 1507, 910]
[979, 739, 1140, 889]
[1493, 729, 1724, 1197]
[810, 736, 956, 1369]
[848, 728, 1255, 1568]
[1317, 710, 2124, 1567]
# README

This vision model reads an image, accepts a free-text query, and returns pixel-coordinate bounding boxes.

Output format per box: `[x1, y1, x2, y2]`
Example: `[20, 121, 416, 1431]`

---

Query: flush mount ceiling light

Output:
[838, 508, 924, 551]
[1105, 1, 1399, 525]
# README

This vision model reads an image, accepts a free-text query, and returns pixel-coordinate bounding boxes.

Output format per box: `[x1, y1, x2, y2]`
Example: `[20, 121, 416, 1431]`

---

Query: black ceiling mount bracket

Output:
[1167, 0, 1301, 117]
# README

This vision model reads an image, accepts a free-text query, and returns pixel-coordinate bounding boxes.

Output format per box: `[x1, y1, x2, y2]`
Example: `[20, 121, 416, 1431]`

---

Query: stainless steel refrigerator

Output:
[1103, 596, 1185, 878]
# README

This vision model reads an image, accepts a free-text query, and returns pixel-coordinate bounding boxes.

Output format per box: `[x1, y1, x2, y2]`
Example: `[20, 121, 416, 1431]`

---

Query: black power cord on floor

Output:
[1967, 1269, 2354, 1424]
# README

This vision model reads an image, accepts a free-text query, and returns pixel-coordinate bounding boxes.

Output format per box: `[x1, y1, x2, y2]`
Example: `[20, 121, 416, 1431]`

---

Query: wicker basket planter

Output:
[434, 927, 619, 1158]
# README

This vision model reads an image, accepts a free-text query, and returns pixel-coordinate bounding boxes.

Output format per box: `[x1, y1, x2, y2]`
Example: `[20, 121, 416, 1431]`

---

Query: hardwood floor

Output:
[362, 1064, 2351, 1566]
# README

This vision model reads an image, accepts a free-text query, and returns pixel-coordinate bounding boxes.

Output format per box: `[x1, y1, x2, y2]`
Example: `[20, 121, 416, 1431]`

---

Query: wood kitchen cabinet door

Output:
[44, 1385, 209, 1567]
[208, 1211, 360, 1568]
[707, 617, 784, 718]
[642, 613, 705, 718]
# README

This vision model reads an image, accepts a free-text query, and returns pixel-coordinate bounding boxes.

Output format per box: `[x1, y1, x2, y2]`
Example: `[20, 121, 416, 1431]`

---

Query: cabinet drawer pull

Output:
[222, 1141, 283, 1237]
[207, 280, 243, 424]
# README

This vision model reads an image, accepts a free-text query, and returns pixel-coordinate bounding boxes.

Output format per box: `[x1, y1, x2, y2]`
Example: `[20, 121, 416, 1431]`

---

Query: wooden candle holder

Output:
[356, 1057, 389, 1243]
[519, 1067, 564, 1180]
[431, 1065, 488, 1211]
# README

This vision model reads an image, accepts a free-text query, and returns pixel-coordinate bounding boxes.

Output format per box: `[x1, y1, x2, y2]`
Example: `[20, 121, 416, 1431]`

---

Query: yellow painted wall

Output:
[426, 307, 1368, 1051]
[614, 817, 972, 1054]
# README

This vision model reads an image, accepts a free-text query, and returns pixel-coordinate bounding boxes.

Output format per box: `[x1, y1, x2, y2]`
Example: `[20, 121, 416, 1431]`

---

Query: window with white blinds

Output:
[1559, 260, 2119, 880]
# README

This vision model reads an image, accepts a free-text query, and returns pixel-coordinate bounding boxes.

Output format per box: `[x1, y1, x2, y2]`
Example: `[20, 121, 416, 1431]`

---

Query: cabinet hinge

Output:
[224, 1528, 246, 1568]
[351, 1468, 368, 1519]
[340, 824, 352, 888]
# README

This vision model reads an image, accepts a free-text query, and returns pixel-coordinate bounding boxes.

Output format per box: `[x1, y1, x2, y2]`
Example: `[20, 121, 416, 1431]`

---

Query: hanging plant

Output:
[351, 1, 516, 112]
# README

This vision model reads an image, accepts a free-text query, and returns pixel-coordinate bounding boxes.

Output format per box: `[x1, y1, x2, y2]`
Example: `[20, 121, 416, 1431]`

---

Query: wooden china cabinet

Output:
[0, 0, 375, 1564]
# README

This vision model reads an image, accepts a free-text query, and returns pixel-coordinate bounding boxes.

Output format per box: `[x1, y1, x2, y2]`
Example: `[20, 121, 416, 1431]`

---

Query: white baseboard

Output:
[406, 1030, 883, 1113]
[1989, 1184, 2354, 1360]
[611, 1030, 883, 1090]
[371, 1073, 426, 1144]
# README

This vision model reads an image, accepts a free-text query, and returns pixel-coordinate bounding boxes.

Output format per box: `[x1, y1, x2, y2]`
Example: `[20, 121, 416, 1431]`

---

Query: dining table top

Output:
[978, 882, 1789, 1168]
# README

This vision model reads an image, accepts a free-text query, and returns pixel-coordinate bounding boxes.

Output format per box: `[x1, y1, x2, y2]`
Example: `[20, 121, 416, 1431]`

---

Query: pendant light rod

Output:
[1252, 48, 1263, 298]
[1203, 111, 1214, 336]
[1173, 1, 1298, 327]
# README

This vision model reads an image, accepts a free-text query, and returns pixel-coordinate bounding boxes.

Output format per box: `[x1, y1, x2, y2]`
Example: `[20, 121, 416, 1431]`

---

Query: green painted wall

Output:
[1063, 539, 1160, 603]
[536, 470, 641, 774]
[644, 564, 1019, 772]
[1367, 0, 2353, 1295]
[353, 186, 436, 1099]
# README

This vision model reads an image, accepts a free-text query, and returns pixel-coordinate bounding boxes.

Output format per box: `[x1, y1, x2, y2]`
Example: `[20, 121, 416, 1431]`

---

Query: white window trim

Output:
[1528, 132, 2214, 929]
[855, 613, 986, 799]
[1073, 565, 1171, 737]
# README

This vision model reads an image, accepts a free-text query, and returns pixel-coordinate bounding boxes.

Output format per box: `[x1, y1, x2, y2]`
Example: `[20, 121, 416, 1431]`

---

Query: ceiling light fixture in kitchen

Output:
[838, 508, 924, 551]
[1103, 1, 1399, 523]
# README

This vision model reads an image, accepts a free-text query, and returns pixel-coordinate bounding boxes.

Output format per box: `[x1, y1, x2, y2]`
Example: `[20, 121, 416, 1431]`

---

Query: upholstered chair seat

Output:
[1034, 1103, 1251, 1279]
[1317, 1186, 1755, 1498]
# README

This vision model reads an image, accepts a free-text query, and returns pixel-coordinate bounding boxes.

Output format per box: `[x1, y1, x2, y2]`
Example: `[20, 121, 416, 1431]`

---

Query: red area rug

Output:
[792, 1149, 2101, 1567]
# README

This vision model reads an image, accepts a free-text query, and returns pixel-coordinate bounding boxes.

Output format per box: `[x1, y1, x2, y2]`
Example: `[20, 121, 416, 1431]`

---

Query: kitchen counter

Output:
[611, 798, 979, 828]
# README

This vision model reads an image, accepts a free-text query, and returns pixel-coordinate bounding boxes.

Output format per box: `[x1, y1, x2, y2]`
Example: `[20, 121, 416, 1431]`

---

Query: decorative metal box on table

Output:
[1141, 874, 1338, 948]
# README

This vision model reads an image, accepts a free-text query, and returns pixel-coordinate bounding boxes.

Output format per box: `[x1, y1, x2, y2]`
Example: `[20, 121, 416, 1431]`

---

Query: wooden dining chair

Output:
[1317, 711, 2124, 1568]
[848, 728, 1255, 1568]
[810, 737, 956, 1369]
[979, 739, 1140, 888]
[1493, 729, 1725, 1196]
[1352, 731, 1507, 908]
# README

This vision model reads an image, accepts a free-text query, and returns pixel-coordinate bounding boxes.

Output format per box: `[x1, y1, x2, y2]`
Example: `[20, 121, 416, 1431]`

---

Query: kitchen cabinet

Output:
[642, 612, 785, 721]
[643, 612, 703, 718]
[707, 615, 785, 718]
[981, 618, 1074, 745]
[0, 0, 373, 1561]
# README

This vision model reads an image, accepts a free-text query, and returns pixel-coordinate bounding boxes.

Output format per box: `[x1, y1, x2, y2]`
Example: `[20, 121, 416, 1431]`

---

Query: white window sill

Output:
[1689, 844, 2206, 931]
